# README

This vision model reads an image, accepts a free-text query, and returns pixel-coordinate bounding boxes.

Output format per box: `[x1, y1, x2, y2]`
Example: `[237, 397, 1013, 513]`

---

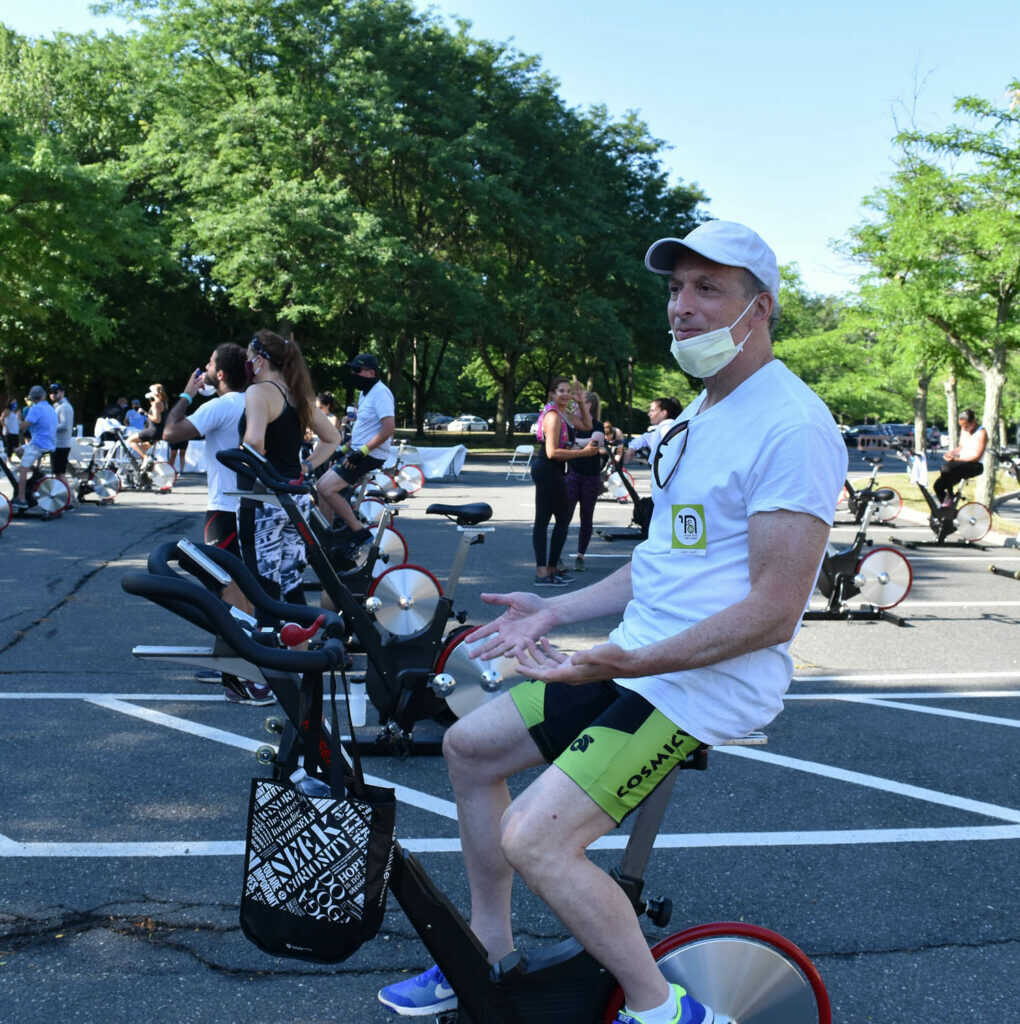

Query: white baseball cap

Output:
[644, 220, 780, 300]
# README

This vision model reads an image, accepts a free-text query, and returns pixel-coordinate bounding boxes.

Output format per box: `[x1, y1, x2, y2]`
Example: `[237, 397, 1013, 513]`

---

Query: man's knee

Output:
[442, 716, 488, 775]
[499, 798, 575, 879]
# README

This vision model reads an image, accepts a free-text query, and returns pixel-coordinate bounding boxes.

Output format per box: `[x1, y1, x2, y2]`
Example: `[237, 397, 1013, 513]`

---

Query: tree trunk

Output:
[944, 372, 958, 448]
[977, 366, 1005, 508]
[391, 334, 409, 427]
[913, 367, 930, 452]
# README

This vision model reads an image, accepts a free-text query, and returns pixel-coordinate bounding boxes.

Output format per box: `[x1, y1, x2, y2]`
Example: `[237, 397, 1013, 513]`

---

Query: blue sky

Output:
[3, 0, 1017, 297]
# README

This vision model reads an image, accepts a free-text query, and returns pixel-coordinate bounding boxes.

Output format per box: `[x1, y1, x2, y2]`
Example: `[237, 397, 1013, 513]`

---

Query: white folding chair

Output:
[506, 443, 535, 479]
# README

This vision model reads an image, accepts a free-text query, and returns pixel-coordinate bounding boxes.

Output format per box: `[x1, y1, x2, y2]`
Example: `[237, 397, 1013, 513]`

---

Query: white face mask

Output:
[668, 295, 758, 378]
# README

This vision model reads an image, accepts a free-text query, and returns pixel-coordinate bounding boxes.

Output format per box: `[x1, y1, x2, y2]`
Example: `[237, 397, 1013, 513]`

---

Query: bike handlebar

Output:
[121, 572, 345, 673]
[217, 445, 312, 495]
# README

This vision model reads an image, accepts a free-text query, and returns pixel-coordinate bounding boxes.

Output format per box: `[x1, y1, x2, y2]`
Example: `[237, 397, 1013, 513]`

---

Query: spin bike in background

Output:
[596, 439, 653, 543]
[218, 446, 527, 754]
[68, 437, 120, 505]
[836, 452, 901, 524]
[890, 447, 991, 548]
[122, 560, 831, 1024]
[805, 487, 913, 627]
[98, 424, 177, 493]
[0, 449, 70, 523]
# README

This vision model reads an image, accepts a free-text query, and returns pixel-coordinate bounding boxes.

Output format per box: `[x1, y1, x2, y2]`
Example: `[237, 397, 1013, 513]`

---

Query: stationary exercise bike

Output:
[889, 448, 991, 548]
[68, 437, 121, 504]
[0, 448, 70, 521]
[597, 440, 653, 543]
[219, 446, 527, 753]
[805, 488, 913, 627]
[121, 561, 831, 1024]
[835, 452, 901, 524]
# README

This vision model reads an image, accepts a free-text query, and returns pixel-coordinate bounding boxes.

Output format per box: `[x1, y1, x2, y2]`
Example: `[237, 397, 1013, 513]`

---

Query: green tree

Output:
[849, 86, 1020, 505]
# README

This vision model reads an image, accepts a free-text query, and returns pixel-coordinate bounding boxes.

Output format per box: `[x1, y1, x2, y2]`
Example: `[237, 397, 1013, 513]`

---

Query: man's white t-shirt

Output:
[54, 399, 74, 448]
[609, 360, 847, 745]
[352, 381, 395, 460]
[186, 391, 245, 512]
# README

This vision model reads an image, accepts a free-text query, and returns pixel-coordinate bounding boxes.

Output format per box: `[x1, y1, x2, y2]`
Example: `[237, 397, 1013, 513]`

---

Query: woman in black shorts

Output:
[130, 383, 167, 456]
[531, 377, 597, 586]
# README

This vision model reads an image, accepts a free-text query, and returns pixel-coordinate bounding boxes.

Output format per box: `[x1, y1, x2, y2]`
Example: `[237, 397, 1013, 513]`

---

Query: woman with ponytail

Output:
[238, 330, 339, 603]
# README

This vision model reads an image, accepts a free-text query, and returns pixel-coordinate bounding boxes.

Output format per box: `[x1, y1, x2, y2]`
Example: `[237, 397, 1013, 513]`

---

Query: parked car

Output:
[513, 412, 540, 431]
[424, 412, 453, 428]
[446, 414, 489, 432]
[842, 424, 885, 449]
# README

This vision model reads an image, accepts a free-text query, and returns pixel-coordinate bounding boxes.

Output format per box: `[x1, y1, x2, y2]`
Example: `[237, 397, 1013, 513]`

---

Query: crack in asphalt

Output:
[0, 513, 192, 657]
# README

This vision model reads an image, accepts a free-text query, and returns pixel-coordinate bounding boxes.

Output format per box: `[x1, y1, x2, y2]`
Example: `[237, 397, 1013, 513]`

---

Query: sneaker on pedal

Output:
[614, 983, 717, 1024]
[378, 963, 456, 1016]
[11, 498, 29, 511]
[344, 527, 373, 559]
[222, 675, 276, 706]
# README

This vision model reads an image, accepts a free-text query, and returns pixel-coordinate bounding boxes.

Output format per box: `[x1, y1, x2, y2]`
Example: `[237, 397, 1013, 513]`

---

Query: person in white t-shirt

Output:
[933, 408, 986, 505]
[622, 396, 682, 464]
[165, 343, 248, 555]
[315, 352, 395, 552]
[377, 221, 847, 1024]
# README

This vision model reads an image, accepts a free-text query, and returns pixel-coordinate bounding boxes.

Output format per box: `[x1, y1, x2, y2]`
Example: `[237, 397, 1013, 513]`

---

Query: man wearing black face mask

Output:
[315, 353, 395, 548]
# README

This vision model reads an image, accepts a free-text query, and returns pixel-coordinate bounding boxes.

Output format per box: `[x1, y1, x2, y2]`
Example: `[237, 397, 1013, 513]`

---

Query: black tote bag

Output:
[240, 667, 396, 963]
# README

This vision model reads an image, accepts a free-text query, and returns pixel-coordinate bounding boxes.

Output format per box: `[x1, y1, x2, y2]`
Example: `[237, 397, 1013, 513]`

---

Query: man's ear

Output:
[753, 292, 774, 323]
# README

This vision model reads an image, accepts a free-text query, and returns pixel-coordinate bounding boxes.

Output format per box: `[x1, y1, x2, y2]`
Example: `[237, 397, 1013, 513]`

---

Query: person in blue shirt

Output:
[12, 385, 58, 509]
[125, 399, 147, 431]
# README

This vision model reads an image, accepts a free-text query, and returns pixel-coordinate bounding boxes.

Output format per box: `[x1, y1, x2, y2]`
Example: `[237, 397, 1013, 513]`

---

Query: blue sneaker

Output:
[615, 983, 718, 1023]
[378, 963, 456, 1016]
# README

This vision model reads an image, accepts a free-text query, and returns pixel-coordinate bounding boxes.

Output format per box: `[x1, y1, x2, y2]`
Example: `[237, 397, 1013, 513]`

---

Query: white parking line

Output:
[3, 826, 1018, 857]
[2, 690, 1018, 856]
[826, 696, 1020, 728]
[787, 690, 1019, 699]
[717, 745, 1020, 823]
[86, 696, 459, 819]
[793, 671, 1020, 683]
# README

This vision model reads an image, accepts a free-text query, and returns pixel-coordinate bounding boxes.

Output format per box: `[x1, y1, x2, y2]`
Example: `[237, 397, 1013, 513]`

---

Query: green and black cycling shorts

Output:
[510, 679, 703, 824]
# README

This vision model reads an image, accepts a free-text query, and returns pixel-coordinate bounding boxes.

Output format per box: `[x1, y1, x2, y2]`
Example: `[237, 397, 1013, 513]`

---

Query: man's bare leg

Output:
[316, 469, 362, 531]
[442, 695, 546, 961]
[501, 766, 672, 1014]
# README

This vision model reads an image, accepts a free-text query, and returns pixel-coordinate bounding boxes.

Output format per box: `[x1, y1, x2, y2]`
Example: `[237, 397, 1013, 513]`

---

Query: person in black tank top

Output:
[237, 331, 340, 605]
[130, 383, 168, 457]
[565, 391, 605, 572]
[531, 377, 598, 585]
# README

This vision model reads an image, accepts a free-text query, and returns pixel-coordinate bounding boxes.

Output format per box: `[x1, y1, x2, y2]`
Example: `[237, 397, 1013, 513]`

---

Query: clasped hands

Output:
[466, 591, 632, 685]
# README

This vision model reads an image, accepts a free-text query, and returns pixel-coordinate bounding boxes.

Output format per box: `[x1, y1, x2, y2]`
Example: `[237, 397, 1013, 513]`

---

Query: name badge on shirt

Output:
[671, 504, 707, 554]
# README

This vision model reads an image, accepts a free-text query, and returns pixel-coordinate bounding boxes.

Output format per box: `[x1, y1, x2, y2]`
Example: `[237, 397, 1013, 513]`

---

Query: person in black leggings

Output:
[531, 376, 597, 586]
[566, 390, 605, 572]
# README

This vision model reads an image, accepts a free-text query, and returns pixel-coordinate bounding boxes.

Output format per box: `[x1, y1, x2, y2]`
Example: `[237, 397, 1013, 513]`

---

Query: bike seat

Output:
[863, 454, 884, 466]
[425, 502, 493, 525]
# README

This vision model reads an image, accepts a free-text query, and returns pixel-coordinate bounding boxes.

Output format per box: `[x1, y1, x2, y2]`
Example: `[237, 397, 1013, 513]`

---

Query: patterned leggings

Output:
[240, 494, 311, 599]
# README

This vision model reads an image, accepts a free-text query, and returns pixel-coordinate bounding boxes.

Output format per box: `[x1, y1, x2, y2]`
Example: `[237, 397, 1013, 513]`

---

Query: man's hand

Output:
[466, 591, 558, 660]
[183, 368, 203, 399]
[516, 638, 633, 685]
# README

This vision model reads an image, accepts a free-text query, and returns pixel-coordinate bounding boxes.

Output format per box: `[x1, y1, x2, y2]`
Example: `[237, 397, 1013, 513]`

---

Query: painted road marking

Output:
[3, 826, 1019, 857]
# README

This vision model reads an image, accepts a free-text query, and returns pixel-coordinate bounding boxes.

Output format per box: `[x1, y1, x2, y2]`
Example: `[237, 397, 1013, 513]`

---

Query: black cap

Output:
[48, 382, 63, 393]
[348, 352, 379, 373]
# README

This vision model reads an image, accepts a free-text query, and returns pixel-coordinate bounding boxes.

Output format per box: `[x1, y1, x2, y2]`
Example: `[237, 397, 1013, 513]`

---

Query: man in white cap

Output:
[377, 222, 847, 1023]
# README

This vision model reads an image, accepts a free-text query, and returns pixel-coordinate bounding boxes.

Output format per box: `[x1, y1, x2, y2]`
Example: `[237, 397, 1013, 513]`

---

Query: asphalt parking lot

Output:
[1, 453, 1018, 1023]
